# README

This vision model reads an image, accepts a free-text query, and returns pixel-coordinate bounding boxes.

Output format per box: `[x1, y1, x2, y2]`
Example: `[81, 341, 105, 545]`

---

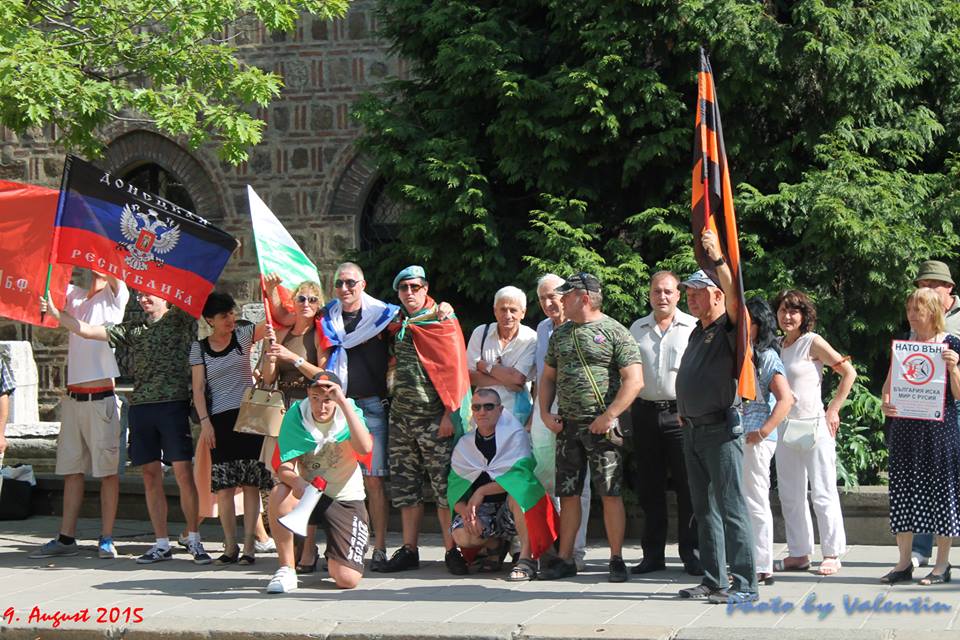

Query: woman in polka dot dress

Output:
[881, 287, 960, 585]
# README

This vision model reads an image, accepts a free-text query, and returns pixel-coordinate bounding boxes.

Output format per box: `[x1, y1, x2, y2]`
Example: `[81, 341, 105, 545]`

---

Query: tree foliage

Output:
[0, 0, 348, 163]
[354, 0, 960, 382]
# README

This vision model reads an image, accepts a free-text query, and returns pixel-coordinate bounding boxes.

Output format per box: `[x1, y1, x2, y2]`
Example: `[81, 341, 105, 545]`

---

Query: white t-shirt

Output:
[65, 282, 129, 385]
[466, 322, 537, 414]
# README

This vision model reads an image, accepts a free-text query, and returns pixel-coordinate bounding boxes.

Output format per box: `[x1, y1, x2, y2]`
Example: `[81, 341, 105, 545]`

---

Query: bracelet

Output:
[199, 416, 209, 423]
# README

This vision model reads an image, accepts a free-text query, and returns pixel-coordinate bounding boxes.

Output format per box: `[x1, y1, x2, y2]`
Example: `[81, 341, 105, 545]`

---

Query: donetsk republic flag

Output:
[52, 155, 237, 317]
[448, 410, 558, 559]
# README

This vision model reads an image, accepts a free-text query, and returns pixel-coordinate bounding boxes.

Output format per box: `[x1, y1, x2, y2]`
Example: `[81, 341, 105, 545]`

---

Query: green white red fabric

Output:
[247, 185, 320, 320]
[448, 410, 558, 558]
[271, 397, 371, 473]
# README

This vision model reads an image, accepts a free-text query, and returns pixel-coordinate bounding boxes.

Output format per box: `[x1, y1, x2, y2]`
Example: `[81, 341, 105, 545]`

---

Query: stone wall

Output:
[0, 0, 398, 409]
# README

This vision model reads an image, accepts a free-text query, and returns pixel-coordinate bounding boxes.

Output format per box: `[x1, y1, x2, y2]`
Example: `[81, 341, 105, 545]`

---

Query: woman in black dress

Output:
[881, 287, 960, 585]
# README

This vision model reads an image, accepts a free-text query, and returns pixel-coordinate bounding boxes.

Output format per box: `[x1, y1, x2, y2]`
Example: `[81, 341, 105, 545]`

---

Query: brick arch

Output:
[100, 130, 226, 221]
[326, 151, 379, 247]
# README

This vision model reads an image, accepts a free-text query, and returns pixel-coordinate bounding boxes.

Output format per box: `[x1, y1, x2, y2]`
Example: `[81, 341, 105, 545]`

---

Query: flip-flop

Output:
[773, 559, 811, 572]
[816, 558, 842, 576]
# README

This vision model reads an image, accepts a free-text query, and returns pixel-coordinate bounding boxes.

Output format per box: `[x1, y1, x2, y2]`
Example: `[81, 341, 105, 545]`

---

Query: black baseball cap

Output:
[309, 370, 343, 388]
[555, 272, 602, 294]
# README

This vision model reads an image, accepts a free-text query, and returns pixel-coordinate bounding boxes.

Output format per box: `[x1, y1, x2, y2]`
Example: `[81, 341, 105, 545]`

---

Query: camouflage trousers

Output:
[555, 417, 623, 498]
[388, 412, 454, 509]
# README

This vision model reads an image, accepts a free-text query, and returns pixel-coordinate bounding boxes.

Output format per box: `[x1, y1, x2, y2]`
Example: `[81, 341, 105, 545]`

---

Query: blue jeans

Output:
[683, 421, 757, 594]
[355, 396, 389, 477]
[913, 533, 933, 559]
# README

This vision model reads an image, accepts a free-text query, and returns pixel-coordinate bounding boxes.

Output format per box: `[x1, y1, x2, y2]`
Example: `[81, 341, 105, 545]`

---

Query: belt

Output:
[67, 390, 115, 402]
[683, 411, 727, 427]
[639, 399, 677, 411]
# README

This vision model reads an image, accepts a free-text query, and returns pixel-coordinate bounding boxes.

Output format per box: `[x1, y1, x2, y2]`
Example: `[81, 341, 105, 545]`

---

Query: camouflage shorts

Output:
[555, 418, 623, 498]
[388, 412, 454, 509]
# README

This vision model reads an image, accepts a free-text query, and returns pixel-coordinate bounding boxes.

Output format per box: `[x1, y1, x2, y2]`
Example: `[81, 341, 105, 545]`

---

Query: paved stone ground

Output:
[0, 516, 958, 639]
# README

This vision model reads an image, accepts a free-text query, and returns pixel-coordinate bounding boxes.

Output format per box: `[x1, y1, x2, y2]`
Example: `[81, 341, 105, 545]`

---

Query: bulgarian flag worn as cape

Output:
[448, 410, 558, 559]
[271, 397, 372, 472]
[247, 185, 326, 332]
[389, 297, 472, 439]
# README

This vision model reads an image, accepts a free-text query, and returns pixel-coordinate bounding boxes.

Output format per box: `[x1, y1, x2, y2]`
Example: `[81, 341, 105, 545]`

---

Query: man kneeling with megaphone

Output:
[266, 371, 373, 593]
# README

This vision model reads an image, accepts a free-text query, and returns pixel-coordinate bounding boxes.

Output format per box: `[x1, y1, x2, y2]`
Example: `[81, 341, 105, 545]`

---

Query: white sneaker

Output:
[911, 551, 930, 568]
[266, 566, 298, 593]
[254, 538, 277, 553]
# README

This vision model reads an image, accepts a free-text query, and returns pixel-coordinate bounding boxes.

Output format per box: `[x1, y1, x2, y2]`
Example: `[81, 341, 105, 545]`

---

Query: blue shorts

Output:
[128, 400, 194, 466]
[355, 396, 388, 477]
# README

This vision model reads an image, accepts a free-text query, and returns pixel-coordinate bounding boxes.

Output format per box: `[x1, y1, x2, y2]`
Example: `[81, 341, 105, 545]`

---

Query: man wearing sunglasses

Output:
[318, 262, 399, 572]
[382, 265, 472, 575]
[538, 272, 643, 582]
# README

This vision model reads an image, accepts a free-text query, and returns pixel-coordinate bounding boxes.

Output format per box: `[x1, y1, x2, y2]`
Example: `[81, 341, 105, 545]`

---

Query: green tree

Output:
[354, 0, 960, 378]
[0, 0, 348, 163]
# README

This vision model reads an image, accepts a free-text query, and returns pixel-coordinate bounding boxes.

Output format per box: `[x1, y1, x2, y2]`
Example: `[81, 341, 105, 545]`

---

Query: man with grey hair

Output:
[538, 272, 643, 582]
[531, 273, 591, 571]
[466, 285, 537, 420]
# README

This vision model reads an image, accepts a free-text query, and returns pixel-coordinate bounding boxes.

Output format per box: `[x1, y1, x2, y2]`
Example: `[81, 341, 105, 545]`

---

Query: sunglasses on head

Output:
[296, 294, 320, 304]
[335, 278, 361, 289]
[398, 283, 423, 293]
[471, 402, 499, 412]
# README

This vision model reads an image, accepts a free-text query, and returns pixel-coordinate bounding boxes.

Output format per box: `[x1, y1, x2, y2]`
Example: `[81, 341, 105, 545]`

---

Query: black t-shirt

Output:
[468, 430, 504, 504]
[342, 309, 389, 399]
[676, 312, 738, 418]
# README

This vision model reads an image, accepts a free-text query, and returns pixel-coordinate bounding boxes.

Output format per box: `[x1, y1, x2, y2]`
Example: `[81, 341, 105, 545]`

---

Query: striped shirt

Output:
[189, 323, 255, 415]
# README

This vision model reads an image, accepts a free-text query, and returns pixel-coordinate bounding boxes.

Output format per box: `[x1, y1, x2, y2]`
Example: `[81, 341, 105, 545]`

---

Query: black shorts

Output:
[309, 499, 369, 573]
[128, 401, 194, 466]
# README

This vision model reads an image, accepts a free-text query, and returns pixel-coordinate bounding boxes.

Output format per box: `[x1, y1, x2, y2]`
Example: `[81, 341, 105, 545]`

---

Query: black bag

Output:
[0, 472, 33, 520]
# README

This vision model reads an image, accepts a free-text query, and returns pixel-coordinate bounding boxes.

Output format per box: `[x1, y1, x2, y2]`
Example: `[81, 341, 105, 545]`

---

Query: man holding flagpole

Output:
[319, 262, 398, 572]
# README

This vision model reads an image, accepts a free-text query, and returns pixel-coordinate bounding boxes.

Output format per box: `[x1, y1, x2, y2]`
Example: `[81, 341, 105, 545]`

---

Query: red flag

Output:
[691, 49, 756, 401]
[0, 181, 70, 327]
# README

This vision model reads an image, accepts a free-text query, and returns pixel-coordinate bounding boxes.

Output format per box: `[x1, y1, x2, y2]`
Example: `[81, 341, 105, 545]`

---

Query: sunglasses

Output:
[335, 278, 361, 289]
[471, 402, 500, 412]
[398, 283, 423, 293]
[295, 295, 320, 304]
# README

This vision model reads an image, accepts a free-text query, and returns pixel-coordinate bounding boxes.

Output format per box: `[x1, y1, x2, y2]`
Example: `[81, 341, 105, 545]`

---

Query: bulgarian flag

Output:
[448, 410, 558, 559]
[271, 397, 372, 472]
[247, 185, 321, 325]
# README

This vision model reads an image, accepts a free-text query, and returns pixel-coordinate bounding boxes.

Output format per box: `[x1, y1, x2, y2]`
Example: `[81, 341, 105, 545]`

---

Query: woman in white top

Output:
[773, 289, 856, 576]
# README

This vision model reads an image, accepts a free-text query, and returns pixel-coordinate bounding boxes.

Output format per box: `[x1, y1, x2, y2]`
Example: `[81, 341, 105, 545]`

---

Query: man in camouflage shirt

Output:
[43, 291, 209, 565]
[381, 265, 469, 575]
[538, 273, 643, 582]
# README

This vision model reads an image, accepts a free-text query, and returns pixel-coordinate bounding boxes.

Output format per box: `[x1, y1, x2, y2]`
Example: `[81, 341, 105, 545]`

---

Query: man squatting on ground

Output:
[32, 272, 129, 560]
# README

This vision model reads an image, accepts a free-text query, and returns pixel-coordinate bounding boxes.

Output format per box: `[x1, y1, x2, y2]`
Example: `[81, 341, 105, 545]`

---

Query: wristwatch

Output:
[293, 356, 305, 368]
[712, 256, 726, 267]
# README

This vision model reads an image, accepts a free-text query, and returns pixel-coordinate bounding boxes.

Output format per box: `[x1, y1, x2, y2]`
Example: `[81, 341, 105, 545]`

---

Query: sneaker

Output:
[187, 540, 213, 565]
[912, 551, 930, 568]
[177, 533, 189, 548]
[678, 583, 720, 599]
[98, 537, 118, 559]
[445, 547, 469, 575]
[608, 555, 629, 583]
[369, 548, 389, 572]
[266, 566, 298, 593]
[28, 539, 79, 559]
[382, 545, 419, 572]
[136, 544, 173, 564]
[708, 589, 759, 605]
[254, 538, 277, 554]
[538, 557, 577, 580]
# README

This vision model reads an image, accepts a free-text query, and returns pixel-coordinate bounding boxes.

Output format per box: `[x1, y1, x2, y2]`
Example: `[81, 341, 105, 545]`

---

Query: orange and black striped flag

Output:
[691, 48, 756, 401]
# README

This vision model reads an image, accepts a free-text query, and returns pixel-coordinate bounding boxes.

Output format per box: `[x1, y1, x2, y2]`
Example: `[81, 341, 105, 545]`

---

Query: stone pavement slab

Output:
[0, 517, 957, 639]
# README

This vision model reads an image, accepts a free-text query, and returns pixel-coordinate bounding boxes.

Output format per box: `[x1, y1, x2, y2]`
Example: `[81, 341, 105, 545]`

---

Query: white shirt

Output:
[65, 282, 129, 385]
[629, 309, 696, 401]
[466, 322, 537, 414]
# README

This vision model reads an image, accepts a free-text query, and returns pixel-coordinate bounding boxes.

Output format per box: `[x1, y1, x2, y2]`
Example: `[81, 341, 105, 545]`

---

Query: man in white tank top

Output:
[29, 271, 128, 560]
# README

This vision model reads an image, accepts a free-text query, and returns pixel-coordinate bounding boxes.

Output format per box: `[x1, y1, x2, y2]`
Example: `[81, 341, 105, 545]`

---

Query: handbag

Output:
[780, 416, 820, 451]
[234, 382, 286, 437]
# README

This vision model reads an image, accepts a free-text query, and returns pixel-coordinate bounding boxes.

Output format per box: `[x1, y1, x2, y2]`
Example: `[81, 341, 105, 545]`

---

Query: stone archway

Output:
[327, 152, 400, 251]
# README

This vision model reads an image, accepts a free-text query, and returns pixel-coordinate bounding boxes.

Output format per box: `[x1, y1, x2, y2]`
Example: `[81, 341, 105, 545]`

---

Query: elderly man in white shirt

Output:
[466, 286, 537, 422]
[628, 270, 701, 576]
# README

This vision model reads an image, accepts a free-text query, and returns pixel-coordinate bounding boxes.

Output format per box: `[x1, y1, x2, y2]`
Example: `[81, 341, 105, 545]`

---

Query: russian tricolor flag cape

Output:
[51, 155, 237, 317]
[448, 410, 558, 559]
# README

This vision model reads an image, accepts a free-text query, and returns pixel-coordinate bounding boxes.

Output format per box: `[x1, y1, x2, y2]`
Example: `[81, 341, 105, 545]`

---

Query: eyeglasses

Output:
[471, 403, 500, 412]
[295, 295, 320, 304]
[335, 278, 361, 289]
[398, 283, 423, 293]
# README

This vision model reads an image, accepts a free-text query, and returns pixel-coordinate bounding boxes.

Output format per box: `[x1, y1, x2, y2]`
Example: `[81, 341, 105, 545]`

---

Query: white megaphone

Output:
[279, 476, 328, 537]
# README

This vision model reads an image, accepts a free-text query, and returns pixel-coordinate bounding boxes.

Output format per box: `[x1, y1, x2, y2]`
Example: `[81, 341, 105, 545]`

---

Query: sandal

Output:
[816, 558, 842, 576]
[773, 558, 811, 572]
[507, 558, 537, 582]
[238, 554, 255, 566]
[296, 545, 318, 574]
[758, 573, 775, 586]
[919, 565, 951, 586]
[215, 547, 239, 565]
[478, 540, 510, 573]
